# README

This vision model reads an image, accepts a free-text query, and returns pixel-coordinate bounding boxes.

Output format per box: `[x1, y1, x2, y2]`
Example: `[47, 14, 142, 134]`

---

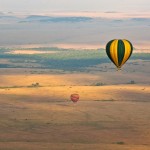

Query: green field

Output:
[0, 47, 150, 72]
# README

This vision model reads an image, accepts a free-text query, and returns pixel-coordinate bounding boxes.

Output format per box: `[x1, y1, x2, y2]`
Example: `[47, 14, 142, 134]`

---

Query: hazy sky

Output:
[0, 0, 150, 12]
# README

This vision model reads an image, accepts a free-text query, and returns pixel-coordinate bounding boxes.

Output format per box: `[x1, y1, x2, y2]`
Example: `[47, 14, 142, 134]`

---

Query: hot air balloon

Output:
[106, 39, 133, 69]
[70, 94, 79, 103]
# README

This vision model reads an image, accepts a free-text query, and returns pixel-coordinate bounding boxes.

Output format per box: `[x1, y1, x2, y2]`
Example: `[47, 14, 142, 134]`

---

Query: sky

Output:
[0, 0, 150, 13]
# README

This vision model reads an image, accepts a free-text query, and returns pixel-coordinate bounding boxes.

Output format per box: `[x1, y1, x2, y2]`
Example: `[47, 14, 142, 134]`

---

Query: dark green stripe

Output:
[106, 40, 115, 65]
[117, 40, 125, 66]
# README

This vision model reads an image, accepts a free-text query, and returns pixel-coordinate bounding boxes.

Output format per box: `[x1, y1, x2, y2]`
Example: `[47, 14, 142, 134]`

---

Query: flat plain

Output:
[0, 47, 150, 150]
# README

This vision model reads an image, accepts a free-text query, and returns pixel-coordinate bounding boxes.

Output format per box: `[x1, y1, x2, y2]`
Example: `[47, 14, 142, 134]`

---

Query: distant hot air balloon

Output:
[70, 94, 79, 103]
[106, 39, 133, 69]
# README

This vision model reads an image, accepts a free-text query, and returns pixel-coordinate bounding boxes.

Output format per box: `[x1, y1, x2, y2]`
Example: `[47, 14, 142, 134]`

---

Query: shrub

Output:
[31, 82, 40, 87]
[95, 82, 105, 86]
[130, 80, 135, 84]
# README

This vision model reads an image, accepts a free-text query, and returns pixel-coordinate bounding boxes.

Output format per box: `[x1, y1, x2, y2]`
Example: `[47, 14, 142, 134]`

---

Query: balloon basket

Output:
[117, 67, 122, 71]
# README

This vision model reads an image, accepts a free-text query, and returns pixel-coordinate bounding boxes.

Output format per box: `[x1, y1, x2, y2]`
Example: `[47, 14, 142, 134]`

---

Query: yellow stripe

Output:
[120, 40, 131, 67]
[110, 40, 119, 67]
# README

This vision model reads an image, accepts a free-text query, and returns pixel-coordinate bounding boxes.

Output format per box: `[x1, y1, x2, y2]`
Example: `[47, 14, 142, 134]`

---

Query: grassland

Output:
[0, 47, 150, 149]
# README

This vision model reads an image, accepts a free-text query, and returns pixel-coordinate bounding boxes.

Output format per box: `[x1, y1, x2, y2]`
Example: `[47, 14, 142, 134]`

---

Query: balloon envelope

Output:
[106, 39, 133, 69]
[70, 94, 79, 103]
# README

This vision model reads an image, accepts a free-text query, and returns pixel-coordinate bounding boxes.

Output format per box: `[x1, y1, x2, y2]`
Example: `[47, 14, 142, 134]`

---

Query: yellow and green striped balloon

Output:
[106, 39, 133, 69]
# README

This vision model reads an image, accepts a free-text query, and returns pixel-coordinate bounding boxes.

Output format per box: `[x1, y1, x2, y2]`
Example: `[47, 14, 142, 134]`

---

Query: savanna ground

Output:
[0, 47, 150, 150]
